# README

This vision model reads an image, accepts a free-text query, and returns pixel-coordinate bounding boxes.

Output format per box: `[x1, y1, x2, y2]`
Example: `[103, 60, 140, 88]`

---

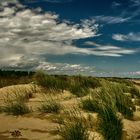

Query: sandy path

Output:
[0, 114, 61, 140]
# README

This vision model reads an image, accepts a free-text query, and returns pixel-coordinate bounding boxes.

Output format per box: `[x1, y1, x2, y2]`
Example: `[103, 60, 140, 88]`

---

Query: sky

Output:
[0, 0, 140, 77]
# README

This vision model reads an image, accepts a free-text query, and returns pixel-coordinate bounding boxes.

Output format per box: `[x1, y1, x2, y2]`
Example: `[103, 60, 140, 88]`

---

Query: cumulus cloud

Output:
[0, 0, 100, 71]
[112, 32, 140, 41]
[0, 0, 138, 74]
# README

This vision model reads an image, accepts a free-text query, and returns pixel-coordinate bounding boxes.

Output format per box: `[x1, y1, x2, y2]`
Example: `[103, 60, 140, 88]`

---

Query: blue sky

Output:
[0, 0, 140, 77]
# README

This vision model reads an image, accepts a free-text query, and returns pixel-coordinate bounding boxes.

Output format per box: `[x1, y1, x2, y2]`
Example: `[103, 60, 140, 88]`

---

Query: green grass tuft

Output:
[80, 97, 98, 112]
[38, 99, 61, 113]
[59, 120, 89, 140]
[58, 109, 89, 140]
[98, 106, 123, 140]
[1, 101, 30, 115]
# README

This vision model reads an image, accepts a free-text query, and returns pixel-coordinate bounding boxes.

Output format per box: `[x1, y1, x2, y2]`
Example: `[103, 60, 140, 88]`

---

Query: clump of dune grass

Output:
[38, 99, 61, 113]
[59, 120, 89, 140]
[87, 87, 123, 140]
[7, 87, 35, 102]
[100, 81, 135, 119]
[115, 92, 134, 119]
[80, 96, 98, 112]
[80, 81, 134, 140]
[1, 101, 30, 115]
[107, 78, 133, 86]
[80, 81, 135, 119]
[34, 71, 69, 92]
[0, 88, 32, 115]
[130, 86, 140, 98]
[75, 75, 101, 89]
[69, 84, 89, 97]
[58, 109, 90, 140]
[68, 75, 102, 97]
[34, 72, 101, 95]
[98, 105, 123, 140]
[109, 83, 135, 119]
[0, 95, 30, 115]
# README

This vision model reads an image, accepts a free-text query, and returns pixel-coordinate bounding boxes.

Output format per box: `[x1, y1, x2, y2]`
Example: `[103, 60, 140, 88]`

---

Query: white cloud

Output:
[0, 0, 100, 70]
[131, 71, 140, 75]
[130, 0, 140, 7]
[112, 32, 140, 41]
[36, 62, 96, 75]
[84, 41, 137, 57]
[111, 1, 121, 8]
[93, 15, 130, 24]
[0, 0, 138, 74]
[44, 0, 73, 3]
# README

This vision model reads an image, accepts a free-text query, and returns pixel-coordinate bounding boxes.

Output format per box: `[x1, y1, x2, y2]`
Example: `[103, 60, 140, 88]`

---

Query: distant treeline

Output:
[0, 69, 35, 77]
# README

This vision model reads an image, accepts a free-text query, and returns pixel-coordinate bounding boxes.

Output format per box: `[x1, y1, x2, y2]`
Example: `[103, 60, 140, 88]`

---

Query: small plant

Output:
[38, 99, 61, 113]
[10, 130, 22, 138]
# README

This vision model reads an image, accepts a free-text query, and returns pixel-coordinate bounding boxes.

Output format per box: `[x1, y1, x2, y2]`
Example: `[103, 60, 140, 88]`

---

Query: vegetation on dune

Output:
[0, 70, 140, 139]
[106, 77, 133, 86]
[59, 119, 89, 140]
[34, 71, 101, 95]
[69, 84, 89, 97]
[80, 81, 136, 139]
[81, 81, 135, 119]
[98, 105, 123, 140]
[34, 70, 69, 92]
[0, 87, 34, 115]
[102, 82, 135, 119]
[80, 96, 98, 112]
[130, 86, 140, 98]
[0, 95, 30, 115]
[58, 109, 90, 140]
[38, 98, 61, 113]
[0, 70, 34, 88]
[1, 101, 30, 115]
